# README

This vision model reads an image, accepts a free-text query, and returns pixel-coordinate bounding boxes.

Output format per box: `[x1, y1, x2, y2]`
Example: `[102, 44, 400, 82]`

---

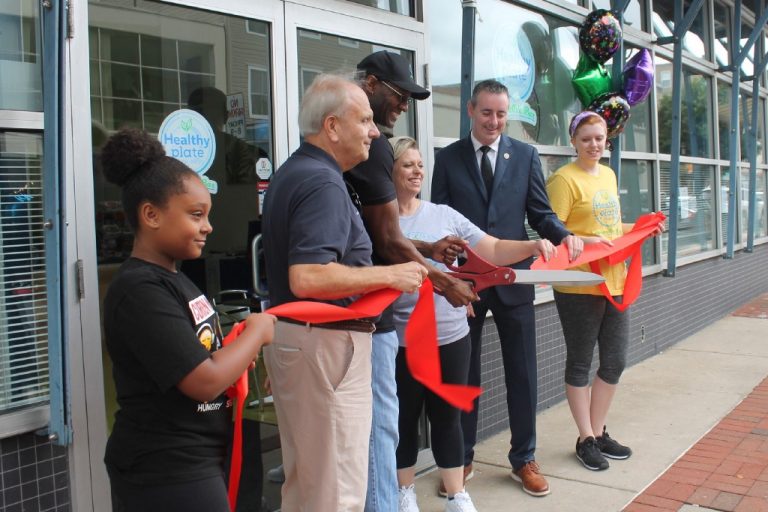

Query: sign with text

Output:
[226, 93, 246, 140]
[158, 109, 218, 193]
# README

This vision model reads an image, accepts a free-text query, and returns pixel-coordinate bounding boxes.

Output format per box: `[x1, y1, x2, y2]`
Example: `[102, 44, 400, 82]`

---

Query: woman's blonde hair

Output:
[389, 136, 419, 162]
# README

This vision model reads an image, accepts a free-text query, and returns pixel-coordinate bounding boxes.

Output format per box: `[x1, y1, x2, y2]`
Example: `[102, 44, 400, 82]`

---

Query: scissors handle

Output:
[446, 245, 498, 274]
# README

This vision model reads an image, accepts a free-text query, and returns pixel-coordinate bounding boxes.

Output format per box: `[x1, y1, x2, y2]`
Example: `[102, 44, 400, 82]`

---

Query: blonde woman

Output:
[390, 136, 556, 512]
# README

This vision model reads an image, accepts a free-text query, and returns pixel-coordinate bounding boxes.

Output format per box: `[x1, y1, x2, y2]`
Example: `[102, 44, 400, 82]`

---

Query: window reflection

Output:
[741, 167, 768, 240]
[718, 80, 732, 160]
[720, 167, 736, 245]
[89, 4, 274, 298]
[621, 47, 652, 153]
[657, 58, 713, 158]
[652, 0, 708, 60]
[0, 0, 42, 111]
[589, 0, 645, 31]
[296, 30, 416, 137]
[620, 160, 656, 264]
[713, 1, 730, 67]
[660, 163, 717, 256]
[345, 0, 411, 16]
[429, 0, 581, 145]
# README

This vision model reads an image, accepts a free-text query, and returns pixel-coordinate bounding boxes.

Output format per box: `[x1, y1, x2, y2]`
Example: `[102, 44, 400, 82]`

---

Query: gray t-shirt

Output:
[393, 201, 485, 346]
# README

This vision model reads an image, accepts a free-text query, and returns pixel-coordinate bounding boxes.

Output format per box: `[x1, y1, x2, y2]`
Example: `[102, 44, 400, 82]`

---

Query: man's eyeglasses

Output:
[380, 80, 412, 106]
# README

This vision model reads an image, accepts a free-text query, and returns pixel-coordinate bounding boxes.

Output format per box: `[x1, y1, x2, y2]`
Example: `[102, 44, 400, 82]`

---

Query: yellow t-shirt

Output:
[546, 162, 625, 296]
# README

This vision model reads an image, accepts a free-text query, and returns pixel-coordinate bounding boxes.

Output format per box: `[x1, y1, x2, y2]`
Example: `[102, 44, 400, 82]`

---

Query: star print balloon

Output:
[588, 92, 631, 139]
[579, 9, 623, 64]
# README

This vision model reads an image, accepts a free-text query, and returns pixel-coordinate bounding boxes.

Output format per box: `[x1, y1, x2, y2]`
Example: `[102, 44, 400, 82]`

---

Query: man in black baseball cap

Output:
[348, 51, 476, 512]
[356, 50, 430, 135]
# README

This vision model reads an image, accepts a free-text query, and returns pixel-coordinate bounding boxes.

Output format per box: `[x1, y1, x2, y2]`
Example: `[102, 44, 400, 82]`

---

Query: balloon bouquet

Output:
[571, 9, 654, 147]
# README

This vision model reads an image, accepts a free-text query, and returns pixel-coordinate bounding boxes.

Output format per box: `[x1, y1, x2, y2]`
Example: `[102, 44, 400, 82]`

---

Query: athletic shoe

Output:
[398, 484, 420, 512]
[510, 460, 550, 496]
[575, 436, 609, 471]
[596, 426, 632, 459]
[438, 463, 474, 497]
[445, 490, 478, 512]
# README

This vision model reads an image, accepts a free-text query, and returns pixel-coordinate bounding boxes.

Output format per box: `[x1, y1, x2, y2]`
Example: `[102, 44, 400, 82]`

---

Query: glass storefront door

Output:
[81, 1, 428, 509]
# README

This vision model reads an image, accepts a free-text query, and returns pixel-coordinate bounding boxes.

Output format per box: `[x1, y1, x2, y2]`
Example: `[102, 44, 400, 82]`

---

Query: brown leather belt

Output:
[279, 317, 376, 334]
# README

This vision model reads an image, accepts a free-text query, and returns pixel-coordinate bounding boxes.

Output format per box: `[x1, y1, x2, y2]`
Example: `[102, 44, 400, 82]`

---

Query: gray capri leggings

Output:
[553, 291, 629, 387]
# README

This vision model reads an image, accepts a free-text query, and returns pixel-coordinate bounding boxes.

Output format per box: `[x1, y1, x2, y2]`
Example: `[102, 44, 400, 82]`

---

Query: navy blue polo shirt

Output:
[262, 142, 373, 308]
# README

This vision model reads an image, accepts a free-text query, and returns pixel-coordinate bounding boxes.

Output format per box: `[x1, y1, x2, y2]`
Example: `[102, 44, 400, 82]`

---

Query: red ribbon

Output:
[221, 321, 247, 511]
[221, 278, 480, 510]
[531, 211, 666, 311]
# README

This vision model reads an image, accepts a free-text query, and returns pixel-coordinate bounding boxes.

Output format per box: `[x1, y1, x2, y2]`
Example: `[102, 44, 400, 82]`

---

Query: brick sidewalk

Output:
[625, 294, 768, 512]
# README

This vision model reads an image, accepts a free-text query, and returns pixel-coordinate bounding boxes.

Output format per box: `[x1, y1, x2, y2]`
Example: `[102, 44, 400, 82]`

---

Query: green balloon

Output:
[571, 54, 613, 107]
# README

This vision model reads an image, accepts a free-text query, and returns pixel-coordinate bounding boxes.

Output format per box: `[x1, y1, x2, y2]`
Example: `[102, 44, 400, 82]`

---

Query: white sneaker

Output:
[398, 484, 420, 512]
[445, 490, 478, 512]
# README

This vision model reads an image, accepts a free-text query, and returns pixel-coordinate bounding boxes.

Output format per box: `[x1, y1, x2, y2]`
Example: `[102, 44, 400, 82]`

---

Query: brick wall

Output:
[476, 244, 768, 442]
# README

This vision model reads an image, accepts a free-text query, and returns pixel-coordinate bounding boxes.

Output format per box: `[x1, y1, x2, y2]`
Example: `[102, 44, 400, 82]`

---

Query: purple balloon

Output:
[622, 49, 654, 106]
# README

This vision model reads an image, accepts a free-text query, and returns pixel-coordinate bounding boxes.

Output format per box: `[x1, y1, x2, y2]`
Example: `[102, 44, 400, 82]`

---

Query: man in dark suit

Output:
[431, 79, 583, 497]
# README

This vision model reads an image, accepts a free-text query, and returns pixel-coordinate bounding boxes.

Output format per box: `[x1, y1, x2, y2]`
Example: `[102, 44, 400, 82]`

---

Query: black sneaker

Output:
[576, 436, 609, 471]
[596, 427, 632, 460]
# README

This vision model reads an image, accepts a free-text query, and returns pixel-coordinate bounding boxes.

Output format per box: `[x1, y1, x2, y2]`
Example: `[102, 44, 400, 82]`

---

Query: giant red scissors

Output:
[446, 245, 604, 292]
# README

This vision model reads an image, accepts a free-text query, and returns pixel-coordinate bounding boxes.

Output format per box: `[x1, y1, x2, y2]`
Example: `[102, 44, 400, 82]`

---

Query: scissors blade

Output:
[511, 269, 605, 286]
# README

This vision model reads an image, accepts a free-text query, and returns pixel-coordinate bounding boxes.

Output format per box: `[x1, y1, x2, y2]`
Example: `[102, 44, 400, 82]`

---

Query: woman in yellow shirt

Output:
[546, 111, 662, 472]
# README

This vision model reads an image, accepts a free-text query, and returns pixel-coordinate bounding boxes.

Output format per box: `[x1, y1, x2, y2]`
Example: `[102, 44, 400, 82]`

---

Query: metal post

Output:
[664, 2, 684, 277]
[459, 0, 477, 137]
[725, 2, 741, 258]
[723, 2, 766, 256]
[609, 0, 630, 184]
[662, 0, 705, 277]
[42, 0, 70, 445]
[747, 47, 768, 251]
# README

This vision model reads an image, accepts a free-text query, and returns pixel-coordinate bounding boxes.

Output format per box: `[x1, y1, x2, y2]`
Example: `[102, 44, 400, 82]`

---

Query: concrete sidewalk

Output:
[413, 304, 768, 511]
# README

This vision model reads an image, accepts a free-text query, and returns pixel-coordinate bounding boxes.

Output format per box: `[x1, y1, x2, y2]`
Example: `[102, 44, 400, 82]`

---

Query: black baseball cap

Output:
[357, 51, 430, 100]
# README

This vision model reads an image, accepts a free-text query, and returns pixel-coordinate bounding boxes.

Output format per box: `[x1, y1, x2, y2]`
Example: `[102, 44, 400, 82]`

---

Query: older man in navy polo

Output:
[262, 74, 427, 512]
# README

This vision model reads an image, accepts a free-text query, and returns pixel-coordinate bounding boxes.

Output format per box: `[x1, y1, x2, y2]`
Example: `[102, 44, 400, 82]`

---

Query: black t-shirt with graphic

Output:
[103, 257, 231, 485]
[346, 135, 397, 332]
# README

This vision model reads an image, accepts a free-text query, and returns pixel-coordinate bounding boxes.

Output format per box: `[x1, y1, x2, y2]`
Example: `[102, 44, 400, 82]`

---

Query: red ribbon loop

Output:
[531, 211, 666, 311]
[222, 278, 480, 510]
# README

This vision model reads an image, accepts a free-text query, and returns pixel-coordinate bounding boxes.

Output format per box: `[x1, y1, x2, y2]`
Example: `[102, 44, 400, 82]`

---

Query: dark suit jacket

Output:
[431, 134, 570, 306]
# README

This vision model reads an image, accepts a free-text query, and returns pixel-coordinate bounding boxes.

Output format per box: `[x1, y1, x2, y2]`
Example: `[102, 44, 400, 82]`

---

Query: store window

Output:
[346, 0, 412, 16]
[720, 167, 735, 245]
[0, 0, 42, 111]
[621, 48, 652, 153]
[620, 160, 656, 264]
[589, 0, 645, 31]
[657, 59, 714, 158]
[89, 0, 274, 433]
[429, 0, 581, 145]
[741, 167, 768, 240]
[713, 1, 730, 68]
[739, 22, 755, 77]
[738, 94, 765, 164]
[296, 30, 417, 137]
[718, 80, 733, 160]
[660, 162, 717, 257]
[0, 132, 49, 415]
[652, 0, 709, 60]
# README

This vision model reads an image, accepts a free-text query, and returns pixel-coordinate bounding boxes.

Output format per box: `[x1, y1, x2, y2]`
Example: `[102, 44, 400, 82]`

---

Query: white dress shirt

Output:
[470, 132, 501, 176]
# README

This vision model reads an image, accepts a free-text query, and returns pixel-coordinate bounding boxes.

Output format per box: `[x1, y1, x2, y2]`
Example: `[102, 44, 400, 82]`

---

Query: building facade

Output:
[0, 0, 766, 510]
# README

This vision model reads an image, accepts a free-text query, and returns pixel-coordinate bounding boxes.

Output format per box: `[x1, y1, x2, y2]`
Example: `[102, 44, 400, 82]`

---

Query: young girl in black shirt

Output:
[101, 128, 275, 512]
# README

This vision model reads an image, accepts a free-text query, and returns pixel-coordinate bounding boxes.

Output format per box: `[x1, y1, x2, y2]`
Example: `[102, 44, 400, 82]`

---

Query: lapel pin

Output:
[503, 153, 510, 159]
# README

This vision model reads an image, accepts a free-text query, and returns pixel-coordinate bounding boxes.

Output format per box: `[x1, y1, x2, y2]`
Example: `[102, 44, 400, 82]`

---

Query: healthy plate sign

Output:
[158, 109, 218, 193]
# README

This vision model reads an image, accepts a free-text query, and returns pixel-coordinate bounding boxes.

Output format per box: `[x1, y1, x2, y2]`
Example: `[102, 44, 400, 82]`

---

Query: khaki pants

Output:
[264, 321, 372, 512]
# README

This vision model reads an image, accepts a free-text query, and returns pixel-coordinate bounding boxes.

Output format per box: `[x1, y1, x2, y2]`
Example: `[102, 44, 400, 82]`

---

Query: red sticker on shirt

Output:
[188, 295, 215, 324]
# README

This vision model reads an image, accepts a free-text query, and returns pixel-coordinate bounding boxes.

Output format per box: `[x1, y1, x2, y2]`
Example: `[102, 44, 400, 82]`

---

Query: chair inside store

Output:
[211, 233, 276, 427]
